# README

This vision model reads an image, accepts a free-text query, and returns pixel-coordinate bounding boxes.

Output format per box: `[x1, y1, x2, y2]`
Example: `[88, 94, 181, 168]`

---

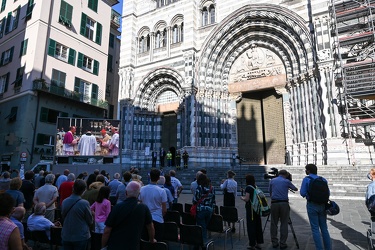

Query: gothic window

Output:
[162, 28, 167, 47]
[155, 31, 161, 48]
[202, 7, 208, 26]
[139, 35, 150, 53]
[172, 25, 178, 44]
[209, 5, 215, 24]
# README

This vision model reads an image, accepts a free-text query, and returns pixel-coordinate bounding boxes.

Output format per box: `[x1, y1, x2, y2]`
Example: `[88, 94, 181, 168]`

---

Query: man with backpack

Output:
[269, 169, 298, 249]
[300, 163, 331, 250]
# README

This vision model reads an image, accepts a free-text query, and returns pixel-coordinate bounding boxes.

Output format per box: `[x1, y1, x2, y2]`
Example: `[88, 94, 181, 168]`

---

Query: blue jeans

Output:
[196, 209, 213, 240]
[307, 202, 331, 250]
[63, 239, 89, 250]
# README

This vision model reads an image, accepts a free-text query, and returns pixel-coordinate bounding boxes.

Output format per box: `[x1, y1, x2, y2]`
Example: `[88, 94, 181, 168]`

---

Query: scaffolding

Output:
[330, 0, 375, 147]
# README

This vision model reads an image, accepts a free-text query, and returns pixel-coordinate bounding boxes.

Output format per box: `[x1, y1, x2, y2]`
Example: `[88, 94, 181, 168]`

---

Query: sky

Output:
[113, 0, 123, 14]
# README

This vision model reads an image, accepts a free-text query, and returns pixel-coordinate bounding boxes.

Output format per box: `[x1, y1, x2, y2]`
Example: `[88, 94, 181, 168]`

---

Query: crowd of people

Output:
[0, 163, 370, 250]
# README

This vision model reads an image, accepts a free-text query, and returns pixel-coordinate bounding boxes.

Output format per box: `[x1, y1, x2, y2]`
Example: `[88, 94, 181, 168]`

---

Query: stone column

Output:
[150, 32, 155, 62]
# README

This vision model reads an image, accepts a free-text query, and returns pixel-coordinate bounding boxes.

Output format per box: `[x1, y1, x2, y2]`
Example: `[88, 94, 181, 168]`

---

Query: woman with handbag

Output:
[220, 170, 237, 232]
[241, 174, 263, 250]
[193, 173, 215, 240]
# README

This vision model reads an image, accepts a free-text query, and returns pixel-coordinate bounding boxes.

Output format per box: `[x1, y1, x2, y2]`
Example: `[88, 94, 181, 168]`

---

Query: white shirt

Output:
[139, 184, 167, 223]
[27, 214, 54, 239]
[171, 176, 182, 198]
[220, 178, 237, 194]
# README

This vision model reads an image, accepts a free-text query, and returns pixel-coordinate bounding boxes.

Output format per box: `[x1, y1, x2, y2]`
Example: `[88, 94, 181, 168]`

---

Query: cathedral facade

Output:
[118, 0, 375, 168]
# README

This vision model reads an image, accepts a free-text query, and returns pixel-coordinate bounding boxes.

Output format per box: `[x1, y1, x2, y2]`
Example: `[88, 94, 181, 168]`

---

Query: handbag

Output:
[190, 186, 213, 218]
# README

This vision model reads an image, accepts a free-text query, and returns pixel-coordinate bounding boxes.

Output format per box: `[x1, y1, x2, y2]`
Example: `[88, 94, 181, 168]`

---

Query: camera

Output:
[264, 167, 293, 181]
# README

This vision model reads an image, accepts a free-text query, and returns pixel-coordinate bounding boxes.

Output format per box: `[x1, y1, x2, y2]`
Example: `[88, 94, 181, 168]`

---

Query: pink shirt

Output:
[0, 217, 17, 250]
[90, 198, 111, 222]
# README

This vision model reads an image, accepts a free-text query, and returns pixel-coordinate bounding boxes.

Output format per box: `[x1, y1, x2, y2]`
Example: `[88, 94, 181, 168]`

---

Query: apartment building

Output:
[0, 0, 119, 170]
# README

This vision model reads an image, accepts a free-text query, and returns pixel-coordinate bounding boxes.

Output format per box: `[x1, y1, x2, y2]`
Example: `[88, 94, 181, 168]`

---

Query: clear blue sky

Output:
[113, 0, 123, 14]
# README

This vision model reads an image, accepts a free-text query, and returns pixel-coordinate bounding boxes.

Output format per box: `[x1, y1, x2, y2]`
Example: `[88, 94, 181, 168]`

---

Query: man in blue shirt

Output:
[300, 164, 331, 250]
[269, 169, 298, 249]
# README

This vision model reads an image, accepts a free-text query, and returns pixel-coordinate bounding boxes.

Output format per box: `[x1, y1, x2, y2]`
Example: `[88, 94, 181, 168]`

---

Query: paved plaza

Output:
[175, 193, 371, 250]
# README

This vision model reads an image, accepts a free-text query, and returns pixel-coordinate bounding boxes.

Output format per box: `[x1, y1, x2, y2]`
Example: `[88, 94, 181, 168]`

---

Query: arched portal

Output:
[196, 4, 316, 164]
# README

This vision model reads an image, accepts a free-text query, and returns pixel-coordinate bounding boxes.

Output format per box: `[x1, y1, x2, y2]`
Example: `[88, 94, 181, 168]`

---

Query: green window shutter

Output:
[19, 39, 28, 57]
[48, 39, 56, 56]
[9, 46, 13, 62]
[60, 1, 73, 25]
[77, 52, 83, 68]
[107, 54, 113, 72]
[74, 77, 80, 92]
[0, 17, 5, 38]
[25, 0, 34, 21]
[68, 48, 76, 65]
[4, 72, 9, 92]
[80, 13, 87, 36]
[66, 3, 73, 23]
[59, 1, 67, 22]
[40, 107, 49, 122]
[91, 83, 98, 99]
[93, 60, 99, 75]
[95, 22, 102, 45]
[1, 0, 6, 12]
[88, 0, 98, 12]
[5, 12, 11, 33]
[0, 51, 4, 66]
[13, 6, 20, 30]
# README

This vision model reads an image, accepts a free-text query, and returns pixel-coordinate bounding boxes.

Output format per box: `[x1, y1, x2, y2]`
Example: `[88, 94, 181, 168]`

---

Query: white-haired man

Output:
[33, 174, 58, 222]
[27, 202, 61, 239]
[102, 181, 155, 249]
[157, 176, 173, 210]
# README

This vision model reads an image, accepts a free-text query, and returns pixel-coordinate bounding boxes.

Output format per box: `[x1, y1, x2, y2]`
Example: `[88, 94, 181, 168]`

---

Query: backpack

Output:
[366, 194, 375, 212]
[307, 176, 329, 204]
[248, 185, 271, 217]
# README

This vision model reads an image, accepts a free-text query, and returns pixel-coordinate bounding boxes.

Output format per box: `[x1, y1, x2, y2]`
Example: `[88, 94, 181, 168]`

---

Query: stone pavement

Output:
[171, 193, 371, 250]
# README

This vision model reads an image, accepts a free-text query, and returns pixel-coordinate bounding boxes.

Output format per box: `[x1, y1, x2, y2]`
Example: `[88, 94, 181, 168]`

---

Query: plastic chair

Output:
[140, 239, 168, 250]
[181, 211, 196, 225]
[29, 230, 51, 249]
[220, 206, 245, 240]
[184, 203, 192, 213]
[179, 223, 214, 249]
[172, 203, 184, 215]
[163, 222, 179, 243]
[207, 214, 232, 250]
[164, 210, 181, 226]
[50, 227, 62, 248]
[90, 232, 103, 250]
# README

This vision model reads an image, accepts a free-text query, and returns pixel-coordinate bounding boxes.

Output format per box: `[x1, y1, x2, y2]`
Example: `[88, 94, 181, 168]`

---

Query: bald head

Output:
[12, 207, 26, 221]
[157, 176, 166, 185]
[126, 181, 141, 198]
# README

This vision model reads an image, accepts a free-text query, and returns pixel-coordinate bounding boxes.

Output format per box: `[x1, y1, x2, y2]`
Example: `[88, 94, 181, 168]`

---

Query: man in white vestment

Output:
[78, 131, 97, 155]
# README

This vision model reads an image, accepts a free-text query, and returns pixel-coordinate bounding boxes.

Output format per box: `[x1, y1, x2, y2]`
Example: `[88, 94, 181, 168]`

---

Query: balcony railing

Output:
[32, 80, 108, 109]
[111, 9, 120, 28]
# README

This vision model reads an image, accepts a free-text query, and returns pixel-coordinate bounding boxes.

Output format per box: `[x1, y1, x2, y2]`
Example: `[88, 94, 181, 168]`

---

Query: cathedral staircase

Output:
[139, 164, 371, 200]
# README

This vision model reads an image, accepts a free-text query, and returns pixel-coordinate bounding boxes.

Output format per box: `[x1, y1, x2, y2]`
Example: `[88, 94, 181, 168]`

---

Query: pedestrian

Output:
[300, 164, 331, 250]
[116, 171, 132, 203]
[0, 192, 22, 250]
[58, 173, 75, 207]
[160, 148, 166, 169]
[190, 171, 203, 196]
[366, 168, 375, 222]
[241, 174, 263, 250]
[164, 174, 175, 199]
[108, 173, 122, 205]
[220, 170, 237, 231]
[182, 150, 189, 169]
[193, 173, 215, 240]
[34, 170, 44, 189]
[166, 151, 172, 167]
[102, 181, 156, 249]
[33, 174, 58, 222]
[157, 176, 174, 210]
[55, 169, 70, 190]
[10, 207, 32, 250]
[175, 150, 181, 170]
[82, 175, 105, 205]
[139, 168, 167, 242]
[91, 186, 111, 233]
[269, 169, 298, 249]
[20, 171, 35, 222]
[0, 171, 11, 191]
[27, 202, 61, 240]
[61, 179, 93, 249]
[6, 177, 25, 207]
[170, 170, 183, 203]
[152, 150, 158, 168]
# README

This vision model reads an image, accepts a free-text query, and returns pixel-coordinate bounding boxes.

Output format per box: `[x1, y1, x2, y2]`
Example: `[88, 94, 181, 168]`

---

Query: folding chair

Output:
[163, 221, 179, 247]
[207, 213, 232, 250]
[184, 203, 192, 213]
[164, 210, 181, 226]
[181, 211, 196, 225]
[140, 239, 168, 250]
[90, 232, 103, 250]
[220, 206, 245, 240]
[29, 230, 51, 250]
[171, 203, 184, 215]
[50, 227, 62, 249]
[180, 224, 214, 250]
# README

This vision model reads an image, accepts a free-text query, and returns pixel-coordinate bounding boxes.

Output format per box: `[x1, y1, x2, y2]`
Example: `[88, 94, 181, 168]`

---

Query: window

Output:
[6, 106, 17, 122]
[1, 0, 6, 12]
[138, 35, 150, 53]
[19, 39, 28, 57]
[88, 0, 98, 12]
[0, 17, 5, 38]
[80, 13, 102, 45]
[202, 7, 208, 26]
[14, 66, 23, 88]
[48, 39, 76, 65]
[5, 6, 20, 34]
[109, 33, 115, 48]
[36, 133, 55, 146]
[0, 72, 9, 93]
[77, 52, 99, 75]
[172, 23, 183, 44]
[0, 46, 14, 66]
[107, 54, 113, 72]
[202, 5, 215, 26]
[209, 5, 215, 24]
[74, 77, 99, 104]
[59, 0, 73, 27]
[40, 107, 68, 123]
[25, 0, 34, 21]
[51, 69, 66, 87]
